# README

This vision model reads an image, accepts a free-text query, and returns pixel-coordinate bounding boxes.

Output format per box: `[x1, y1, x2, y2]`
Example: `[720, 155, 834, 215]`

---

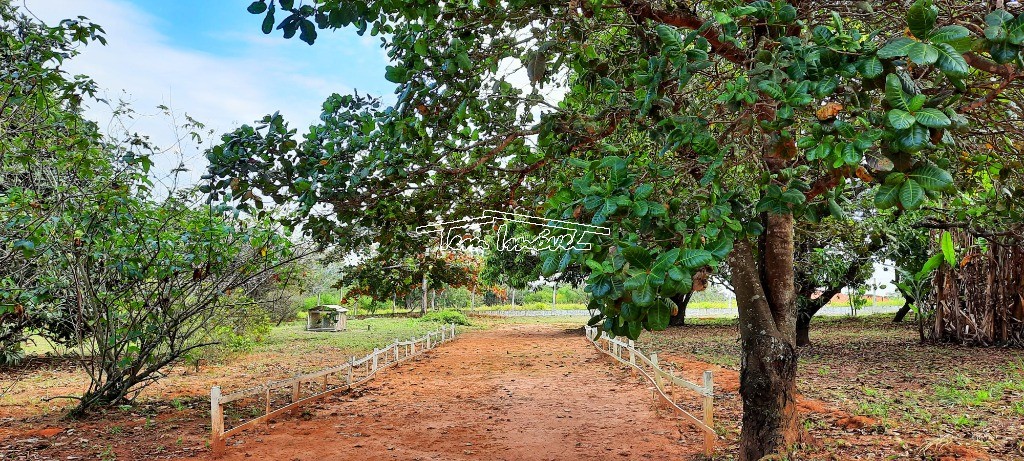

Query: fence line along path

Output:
[583, 325, 716, 456]
[209, 323, 458, 456]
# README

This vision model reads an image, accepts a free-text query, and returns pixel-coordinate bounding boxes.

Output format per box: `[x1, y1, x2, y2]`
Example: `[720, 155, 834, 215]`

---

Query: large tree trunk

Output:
[669, 292, 692, 326]
[729, 214, 803, 460]
[892, 302, 913, 323]
[892, 274, 914, 323]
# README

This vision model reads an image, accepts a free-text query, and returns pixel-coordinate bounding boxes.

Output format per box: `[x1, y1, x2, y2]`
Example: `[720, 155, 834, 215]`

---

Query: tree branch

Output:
[618, 0, 747, 65]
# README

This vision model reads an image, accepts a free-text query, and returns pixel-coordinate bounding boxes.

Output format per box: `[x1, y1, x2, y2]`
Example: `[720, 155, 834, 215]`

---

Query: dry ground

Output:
[1, 316, 1022, 460]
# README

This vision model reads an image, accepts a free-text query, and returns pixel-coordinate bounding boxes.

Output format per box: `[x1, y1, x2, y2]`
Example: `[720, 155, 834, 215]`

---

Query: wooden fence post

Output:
[651, 353, 662, 390]
[703, 370, 715, 456]
[394, 340, 399, 362]
[291, 381, 300, 415]
[210, 386, 225, 456]
[346, 359, 353, 386]
[628, 340, 636, 366]
[372, 348, 379, 371]
[264, 388, 271, 424]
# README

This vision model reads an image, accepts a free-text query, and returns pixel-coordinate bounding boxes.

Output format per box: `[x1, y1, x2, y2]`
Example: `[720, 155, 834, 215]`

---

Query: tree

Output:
[61, 190, 296, 415]
[342, 251, 481, 313]
[792, 204, 882, 346]
[214, 1, 1024, 457]
[1, 2, 107, 362]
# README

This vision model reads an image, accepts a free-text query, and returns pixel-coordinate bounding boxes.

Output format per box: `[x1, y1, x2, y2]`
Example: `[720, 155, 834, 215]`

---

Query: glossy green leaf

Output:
[859, 56, 884, 78]
[885, 74, 911, 111]
[678, 249, 713, 269]
[875, 183, 900, 209]
[247, 1, 267, 14]
[899, 179, 925, 209]
[933, 43, 969, 77]
[647, 300, 671, 331]
[908, 163, 954, 190]
[887, 109, 916, 130]
[877, 37, 916, 58]
[940, 230, 956, 266]
[907, 0, 938, 39]
[908, 42, 939, 65]
[913, 108, 951, 128]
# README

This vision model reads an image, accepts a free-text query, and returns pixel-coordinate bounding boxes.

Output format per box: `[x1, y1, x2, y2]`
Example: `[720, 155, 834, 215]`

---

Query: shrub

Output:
[419, 309, 471, 326]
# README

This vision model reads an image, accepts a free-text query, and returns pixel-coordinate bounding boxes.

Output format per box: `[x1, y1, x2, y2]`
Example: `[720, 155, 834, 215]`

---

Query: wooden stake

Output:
[651, 353, 662, 390]
[703, 370, 715, 456]
[210, 386, 225, 456]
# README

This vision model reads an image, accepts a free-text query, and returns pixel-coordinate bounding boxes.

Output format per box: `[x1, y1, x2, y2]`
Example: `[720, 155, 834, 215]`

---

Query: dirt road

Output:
[198, 325, 707, 461]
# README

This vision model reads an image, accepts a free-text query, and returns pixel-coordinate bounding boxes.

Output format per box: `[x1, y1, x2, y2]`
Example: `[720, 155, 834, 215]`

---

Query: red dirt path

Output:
[186, 325, 708, 461]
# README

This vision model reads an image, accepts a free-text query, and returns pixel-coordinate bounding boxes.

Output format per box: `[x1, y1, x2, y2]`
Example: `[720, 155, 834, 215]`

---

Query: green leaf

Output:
[634, 183, 654, 199]
[940, 231, 956, 266]
[877, 37, 916, 58]
[261, 8, 275, 34]
[634, 282, 656, 306]
[894, 124, 930, 152]
[989, 42, 1019, 64]
[933, 43, 969, 77]
[885, 74, 911, 111]
[908, 42, 939, 65]
[986, 10, 1013, 28]
[707, 237, 733, 259]
[842, 143, 862, 165]
[913, 108, 951, 128]
[908, 163, 954, 190]
[541, 254, 559, 276]
[384, 65, 408, 83]
[667, 265, 687, 282]
[626, 319, 642, 339]
[650, 248, 680, 280]
[757, 80, 785, 100]
[13, 239, 35, 256]
[777, 4, 797, 23]
[1007, 16, 1024, 45]
[930, 25, 970, 43]
[907, 0, 938, 39]
[247, 1, 267, 14]
[298, 19, 317, 45]
[827, 198, 846, 220]
[908, 94, 926, 112]
[875, 183, 900, 209]
[679, 249, 713, 269]
[859, 56, 884, 78]
[633, 201, 650, 217]
[917, 253, 944, 280]
[899, 179, 925, 209]
[887, 109, 916, 130]
[623, 246, 653, 270]
[647, 300, 671, 331]
[930, 25, 973, 51]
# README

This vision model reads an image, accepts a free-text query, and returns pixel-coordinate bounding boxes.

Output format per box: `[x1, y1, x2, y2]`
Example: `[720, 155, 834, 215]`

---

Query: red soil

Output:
[181, 325, 709, 461]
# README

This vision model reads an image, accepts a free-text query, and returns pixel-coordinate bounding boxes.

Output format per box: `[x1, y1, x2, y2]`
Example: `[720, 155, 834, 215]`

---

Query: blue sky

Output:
[25, 0, 394, 185]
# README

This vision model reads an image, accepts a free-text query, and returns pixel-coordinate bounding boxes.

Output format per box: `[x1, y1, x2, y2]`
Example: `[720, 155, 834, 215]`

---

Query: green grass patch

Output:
[256, 317, 450, 357]
[419, 309, 471, 326]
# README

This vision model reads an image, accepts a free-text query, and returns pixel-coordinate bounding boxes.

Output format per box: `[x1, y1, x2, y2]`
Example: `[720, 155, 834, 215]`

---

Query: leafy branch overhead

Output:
[213, 0, 1024, 344]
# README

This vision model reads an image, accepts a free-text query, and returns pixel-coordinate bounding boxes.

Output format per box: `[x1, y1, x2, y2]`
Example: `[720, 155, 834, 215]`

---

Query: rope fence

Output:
[583, 325, 716, 456]
[209, 323, 458, 456]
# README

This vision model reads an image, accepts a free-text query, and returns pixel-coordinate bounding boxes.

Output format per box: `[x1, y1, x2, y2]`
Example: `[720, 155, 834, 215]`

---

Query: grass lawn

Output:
[635, 314, 1024, 459]
[0, 317, 462, 417]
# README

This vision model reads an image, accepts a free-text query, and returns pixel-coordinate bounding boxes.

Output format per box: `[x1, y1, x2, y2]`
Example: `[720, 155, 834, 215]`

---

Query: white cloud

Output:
[23, 0, 351, 188]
